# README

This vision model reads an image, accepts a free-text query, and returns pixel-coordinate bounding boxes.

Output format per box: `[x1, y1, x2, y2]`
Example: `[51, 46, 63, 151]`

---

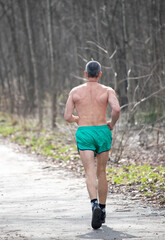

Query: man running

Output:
[64, 61, 120, 229]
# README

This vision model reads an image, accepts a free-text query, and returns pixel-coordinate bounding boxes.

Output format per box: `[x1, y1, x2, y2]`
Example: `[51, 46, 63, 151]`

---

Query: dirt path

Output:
[0, 141, 165, 240]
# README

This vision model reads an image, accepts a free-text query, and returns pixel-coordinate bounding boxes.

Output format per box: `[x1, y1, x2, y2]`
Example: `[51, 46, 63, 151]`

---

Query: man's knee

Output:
[97, 167, 106, 178]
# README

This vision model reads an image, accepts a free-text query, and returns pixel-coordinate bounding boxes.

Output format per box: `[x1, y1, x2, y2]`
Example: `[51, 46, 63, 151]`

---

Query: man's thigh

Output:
[79, 150, 95, 174]
[96, 151, 109, 172]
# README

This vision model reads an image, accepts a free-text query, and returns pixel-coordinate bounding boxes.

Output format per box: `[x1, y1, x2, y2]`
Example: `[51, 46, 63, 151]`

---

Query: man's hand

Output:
[65, 114, 79, 124]
[107, 121, 114, 130]
[74, 115, 79, 125]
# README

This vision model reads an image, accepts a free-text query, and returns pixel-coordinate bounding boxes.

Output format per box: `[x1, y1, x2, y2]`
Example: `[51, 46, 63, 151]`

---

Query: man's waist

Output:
[77, 124, 108, 130]
[78, 119, 107, 127]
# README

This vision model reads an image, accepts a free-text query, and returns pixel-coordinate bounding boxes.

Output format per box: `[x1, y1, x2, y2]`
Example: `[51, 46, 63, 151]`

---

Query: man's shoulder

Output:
[99, 83, 114, 91]
[70, 83, 87, 94]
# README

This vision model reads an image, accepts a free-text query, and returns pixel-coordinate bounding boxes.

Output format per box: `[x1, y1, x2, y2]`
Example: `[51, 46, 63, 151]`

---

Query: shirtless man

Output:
[64, 61, 120, 229]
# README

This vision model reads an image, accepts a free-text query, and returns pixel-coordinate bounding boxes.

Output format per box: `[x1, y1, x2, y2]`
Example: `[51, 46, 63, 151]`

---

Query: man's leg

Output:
[79, 150, 97, 200]
[80, 150, 102, 229]
[96, 151, 109, 224]
[96, 151, 109, 204]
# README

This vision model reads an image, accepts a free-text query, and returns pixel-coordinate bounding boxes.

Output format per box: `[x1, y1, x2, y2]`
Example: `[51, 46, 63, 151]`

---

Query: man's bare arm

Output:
[64, 92, 79, 124]
[107, 89, 120, 130]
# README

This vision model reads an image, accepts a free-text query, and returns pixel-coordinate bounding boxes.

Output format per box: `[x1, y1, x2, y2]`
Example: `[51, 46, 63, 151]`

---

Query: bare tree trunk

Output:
[24, 0, 42, 127]
[121, 0, 134, 123]
[0, 38, 8, 111]
[47, 0, 57, 128]
[94, 2, 101, 60]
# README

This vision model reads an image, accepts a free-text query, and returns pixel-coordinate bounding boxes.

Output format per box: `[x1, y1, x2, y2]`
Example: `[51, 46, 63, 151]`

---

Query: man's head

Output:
[85, 61, 101, 78]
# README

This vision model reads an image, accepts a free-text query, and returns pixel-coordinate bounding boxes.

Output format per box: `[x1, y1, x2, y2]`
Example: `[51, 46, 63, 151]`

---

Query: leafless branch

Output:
[86, 41, 108, 54]
[121, 86, 165, 111]
[119, 74, 152, 85]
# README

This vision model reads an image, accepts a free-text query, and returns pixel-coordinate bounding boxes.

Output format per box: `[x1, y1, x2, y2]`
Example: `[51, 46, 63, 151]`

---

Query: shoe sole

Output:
[91, 208, 102, 229]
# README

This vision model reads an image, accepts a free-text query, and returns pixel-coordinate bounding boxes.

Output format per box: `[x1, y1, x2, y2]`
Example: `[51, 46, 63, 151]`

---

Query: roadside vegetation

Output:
[0, 113, 164, 206]
[107, 165, 165, 205]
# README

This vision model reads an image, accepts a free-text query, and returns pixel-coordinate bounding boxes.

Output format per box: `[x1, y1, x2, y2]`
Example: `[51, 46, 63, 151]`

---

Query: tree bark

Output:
[121, 0, 134, 123]
[47, 0, 57, 128]
[24, 0, 42, 127]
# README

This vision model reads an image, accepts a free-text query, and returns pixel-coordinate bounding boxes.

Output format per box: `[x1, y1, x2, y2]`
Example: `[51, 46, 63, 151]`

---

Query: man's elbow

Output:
[115, 106, 120, 114]
[64, 113, 71, 122]
[113, 106, 120, 116]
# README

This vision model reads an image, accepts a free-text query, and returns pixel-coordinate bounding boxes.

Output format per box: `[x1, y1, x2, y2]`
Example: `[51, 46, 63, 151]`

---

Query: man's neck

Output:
[87, 77, 99, 83]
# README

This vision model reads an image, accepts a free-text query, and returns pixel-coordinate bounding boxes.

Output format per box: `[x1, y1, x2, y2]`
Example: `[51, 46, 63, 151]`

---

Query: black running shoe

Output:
[101, 210, 106, 224]
[91, 204, 102, 229]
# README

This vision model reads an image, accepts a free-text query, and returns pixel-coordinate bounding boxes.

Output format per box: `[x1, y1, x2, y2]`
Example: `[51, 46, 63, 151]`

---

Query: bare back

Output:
[72, 82, 109, 126]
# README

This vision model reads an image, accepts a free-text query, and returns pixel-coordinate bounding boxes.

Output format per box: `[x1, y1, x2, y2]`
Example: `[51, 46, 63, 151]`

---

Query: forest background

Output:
[0, 0, 165, 126]
[0, 0, 164, 204]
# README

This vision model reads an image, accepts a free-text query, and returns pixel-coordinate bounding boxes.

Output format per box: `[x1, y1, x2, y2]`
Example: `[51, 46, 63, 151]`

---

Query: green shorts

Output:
[75, 125, 112, 155]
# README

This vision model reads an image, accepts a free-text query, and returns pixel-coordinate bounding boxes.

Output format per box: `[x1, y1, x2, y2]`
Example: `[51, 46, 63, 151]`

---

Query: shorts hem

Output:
[78, 148, 111, 154]
[78, 148, 95, 152]
[97, 149, 111, 154]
